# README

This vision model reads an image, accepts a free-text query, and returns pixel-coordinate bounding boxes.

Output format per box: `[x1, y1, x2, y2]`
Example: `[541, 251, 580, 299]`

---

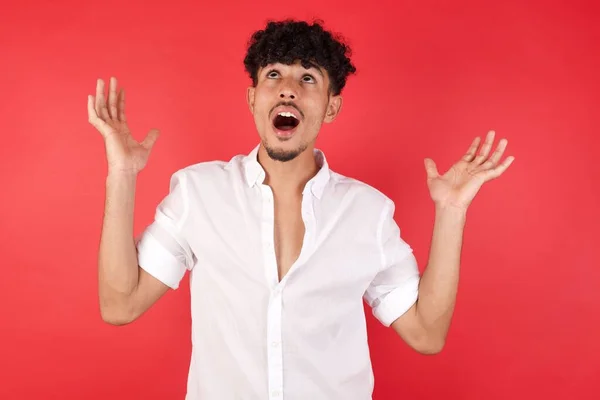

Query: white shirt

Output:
[135, 144, 420, 400]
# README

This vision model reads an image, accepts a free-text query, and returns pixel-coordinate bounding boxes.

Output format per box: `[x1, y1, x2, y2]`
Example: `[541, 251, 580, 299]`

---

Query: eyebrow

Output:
[304, 62, 324, 77]
[264, 63, 324, 78]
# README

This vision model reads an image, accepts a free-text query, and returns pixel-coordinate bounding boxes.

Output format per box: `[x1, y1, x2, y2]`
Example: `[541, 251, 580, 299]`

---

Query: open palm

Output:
[424, 131, 515, 210]
[87, 77, 159, 174]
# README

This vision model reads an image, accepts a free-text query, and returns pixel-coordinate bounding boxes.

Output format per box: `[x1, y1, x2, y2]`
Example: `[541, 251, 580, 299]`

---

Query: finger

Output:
[108, 77, 118, 120]
[88, 95, 111, 137]
[462, 137, 481, 162]
[94, 79, 102, 116]
[424, 158, 439, 179]
[473, 130, 495, 166]
[95, 79, 110, 120]
[481, 156, 515, 181]
[473, 138, 508, 173]
[486, 138, 508, 166]
[141, 129, 160, 150]
[117, 88, 127, 123]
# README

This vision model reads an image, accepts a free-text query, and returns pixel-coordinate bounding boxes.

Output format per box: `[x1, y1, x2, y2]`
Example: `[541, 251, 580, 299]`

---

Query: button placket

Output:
[261, 183, 284, 399]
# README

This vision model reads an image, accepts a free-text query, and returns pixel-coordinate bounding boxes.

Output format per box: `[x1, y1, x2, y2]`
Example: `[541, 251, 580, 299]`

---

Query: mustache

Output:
[270, 101, 304, 119]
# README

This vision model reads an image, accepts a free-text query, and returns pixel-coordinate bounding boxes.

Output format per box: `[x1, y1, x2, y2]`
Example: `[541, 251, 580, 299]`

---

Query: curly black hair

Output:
[243, 19, 357, 96]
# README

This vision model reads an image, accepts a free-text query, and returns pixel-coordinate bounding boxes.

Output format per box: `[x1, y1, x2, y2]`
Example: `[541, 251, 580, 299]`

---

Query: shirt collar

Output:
[242, 144, 331, 199]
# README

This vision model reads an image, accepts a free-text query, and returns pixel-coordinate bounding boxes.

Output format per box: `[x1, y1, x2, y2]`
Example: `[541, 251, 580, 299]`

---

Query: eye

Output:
[302, 74, 315, 83]
[267, 70, 279, 79]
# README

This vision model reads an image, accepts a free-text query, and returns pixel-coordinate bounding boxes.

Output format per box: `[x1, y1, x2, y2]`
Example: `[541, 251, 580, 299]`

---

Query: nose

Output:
[279, 92, 295, 100]
[278, 78, 298, 100]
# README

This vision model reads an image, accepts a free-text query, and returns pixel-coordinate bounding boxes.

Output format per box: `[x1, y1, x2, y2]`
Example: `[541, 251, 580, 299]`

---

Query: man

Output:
[87, 19, 514, 400]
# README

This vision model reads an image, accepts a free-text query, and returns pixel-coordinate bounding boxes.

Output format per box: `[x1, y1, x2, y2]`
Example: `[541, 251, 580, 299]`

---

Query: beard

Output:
[264, 140, 309, 162]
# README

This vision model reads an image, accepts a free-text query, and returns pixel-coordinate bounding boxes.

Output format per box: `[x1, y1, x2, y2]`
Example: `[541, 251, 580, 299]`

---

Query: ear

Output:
[323, 95, 343, 123]
[247, 86, 255, 114]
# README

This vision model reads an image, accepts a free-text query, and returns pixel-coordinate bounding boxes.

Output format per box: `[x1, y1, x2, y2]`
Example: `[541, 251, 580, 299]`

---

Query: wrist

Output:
[106, 170, 138, 188]
[107, 169, 138, 180]
[434, 203, 468, 221]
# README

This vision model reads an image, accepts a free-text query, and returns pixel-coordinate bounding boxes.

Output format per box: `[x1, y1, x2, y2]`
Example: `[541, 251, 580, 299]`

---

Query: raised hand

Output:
[424, 130, 515, 211]
[87, 77, 160, 174]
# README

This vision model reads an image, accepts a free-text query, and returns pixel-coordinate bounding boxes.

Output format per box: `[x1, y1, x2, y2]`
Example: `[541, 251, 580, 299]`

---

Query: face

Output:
[247, 61, 343, 162]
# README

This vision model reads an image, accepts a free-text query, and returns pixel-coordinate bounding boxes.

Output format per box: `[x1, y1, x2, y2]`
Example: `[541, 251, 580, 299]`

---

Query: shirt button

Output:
[271, 341, 279, 347]
[271, 390, 280, 397]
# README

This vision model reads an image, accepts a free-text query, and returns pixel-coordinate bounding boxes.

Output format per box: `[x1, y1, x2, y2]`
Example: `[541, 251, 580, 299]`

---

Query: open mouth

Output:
[272, 112, 300, 132]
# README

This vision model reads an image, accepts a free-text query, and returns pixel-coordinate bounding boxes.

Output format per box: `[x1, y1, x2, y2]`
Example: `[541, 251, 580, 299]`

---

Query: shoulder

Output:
[328, 169, 394, 211]
[180, 159, 230, 178]
[173, 153, 247, 186]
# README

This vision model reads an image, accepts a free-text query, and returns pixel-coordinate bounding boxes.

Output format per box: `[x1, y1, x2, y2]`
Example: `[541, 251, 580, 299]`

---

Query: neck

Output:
[257, 143, 319, 197]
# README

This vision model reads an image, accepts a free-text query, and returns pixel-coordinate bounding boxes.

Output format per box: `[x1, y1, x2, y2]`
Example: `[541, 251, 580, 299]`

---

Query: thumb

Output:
[141, 129, 160, 150]
[424, 158, 439, 179]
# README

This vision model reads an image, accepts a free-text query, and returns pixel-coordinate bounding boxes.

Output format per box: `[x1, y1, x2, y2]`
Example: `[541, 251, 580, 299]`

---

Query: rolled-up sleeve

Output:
[135, 170, 195, 289]
[364, 199, 420, 327]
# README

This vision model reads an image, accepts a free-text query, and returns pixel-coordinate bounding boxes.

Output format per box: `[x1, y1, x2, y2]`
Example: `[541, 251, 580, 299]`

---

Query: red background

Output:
[1, 0, 599, 399]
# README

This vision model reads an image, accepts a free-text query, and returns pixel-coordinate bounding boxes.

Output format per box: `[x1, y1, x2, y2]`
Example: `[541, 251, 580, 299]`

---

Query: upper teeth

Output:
[278, 112, 298, 119]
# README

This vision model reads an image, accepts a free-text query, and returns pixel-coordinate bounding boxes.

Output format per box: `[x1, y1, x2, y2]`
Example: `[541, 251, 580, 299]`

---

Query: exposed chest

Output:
[273, 196, 305, 281]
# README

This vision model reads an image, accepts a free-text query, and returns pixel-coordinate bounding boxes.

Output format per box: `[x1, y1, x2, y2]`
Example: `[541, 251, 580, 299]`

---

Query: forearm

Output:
[98, 172, 140, 316]
[416, 205, 467, 343]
